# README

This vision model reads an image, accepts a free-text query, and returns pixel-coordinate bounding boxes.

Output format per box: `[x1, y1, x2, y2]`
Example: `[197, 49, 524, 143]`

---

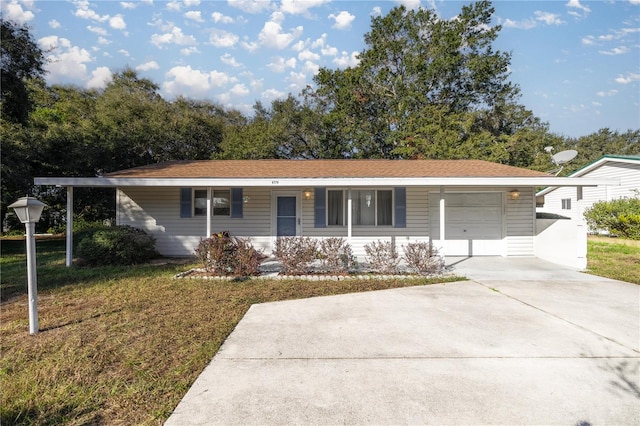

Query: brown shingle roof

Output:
[105, 159, 550, 179]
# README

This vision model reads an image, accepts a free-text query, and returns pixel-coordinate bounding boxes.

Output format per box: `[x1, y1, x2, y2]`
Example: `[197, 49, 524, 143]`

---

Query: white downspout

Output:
[576, 186, 587, 269]
[66, 186, 73, 267]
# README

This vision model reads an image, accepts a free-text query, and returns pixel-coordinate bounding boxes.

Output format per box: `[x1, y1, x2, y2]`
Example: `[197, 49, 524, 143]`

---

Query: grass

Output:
[586, 236, 640, 284]
[0, 238, 462, 425]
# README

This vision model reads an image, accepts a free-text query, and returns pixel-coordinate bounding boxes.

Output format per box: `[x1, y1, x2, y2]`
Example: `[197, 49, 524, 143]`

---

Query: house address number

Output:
[272, 180, 279, 185]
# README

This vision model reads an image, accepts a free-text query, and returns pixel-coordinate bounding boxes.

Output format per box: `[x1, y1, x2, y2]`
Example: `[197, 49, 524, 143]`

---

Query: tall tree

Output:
[1, 19, 46, 124]
[309, 1, 532, 161]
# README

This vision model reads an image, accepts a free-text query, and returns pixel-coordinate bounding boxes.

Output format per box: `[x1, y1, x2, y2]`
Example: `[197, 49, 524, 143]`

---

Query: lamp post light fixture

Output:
[9, 196, 47, 335]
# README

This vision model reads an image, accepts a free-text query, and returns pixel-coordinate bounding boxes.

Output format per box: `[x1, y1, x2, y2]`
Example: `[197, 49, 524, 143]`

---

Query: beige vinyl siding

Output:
[117, 187, 273, 256]
[505, 187, 535, 256]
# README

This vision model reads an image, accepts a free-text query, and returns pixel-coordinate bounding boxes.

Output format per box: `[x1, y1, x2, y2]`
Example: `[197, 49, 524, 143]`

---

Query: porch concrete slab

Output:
[166, 278, 640, 425]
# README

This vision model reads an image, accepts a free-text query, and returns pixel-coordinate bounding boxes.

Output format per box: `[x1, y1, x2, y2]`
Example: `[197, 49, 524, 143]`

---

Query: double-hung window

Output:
[193, 189, 231, 217]
[351, 189, 392, 226]
[561, 198, 571, 210]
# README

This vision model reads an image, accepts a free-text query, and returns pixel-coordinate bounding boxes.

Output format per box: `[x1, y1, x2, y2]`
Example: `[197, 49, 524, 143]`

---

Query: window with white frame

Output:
[561, 198, 572, 210]
[193, 189, 231, 216]
[351, 189, 392, 226]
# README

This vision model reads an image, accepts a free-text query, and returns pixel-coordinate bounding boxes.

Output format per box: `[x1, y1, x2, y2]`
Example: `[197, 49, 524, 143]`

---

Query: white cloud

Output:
[267, 56, 296, 72]
[167, 0, 181, 12]
[395, 0, 421, 10]
[534, 11, 565, 26]
[329, 11, 355, 30]
[230, 83, 250, 97]
[118, 49, 129, 56]
[163, 65, 232, 97]
[502, 18, 536, 30]
[109, 15, 127, 30]
[73, 0, 109, 22]
[209, 29, 239, 47]
[185, 10, 204, 22]
[241, 40, 260, 52]
[212, 11, 234, 23]
[302, 60, 319, 75]
[261, 88, 286, 103]
[38, 36, 93, 82]
[184, 0, 201, 6]
[596, 89, 619, 97]
[136, 61, 160, 71]
[599, 46, 630, 55]
[86, 66, 112, 89]
[98, 36, 110, 45]
[566, 0, 591, 18]
[615, 73, 640, 84]
[228, 0, 272, 14]
[221, 53, 243, 67]
[120, 2, 137, 9]
[280, 0, 330, 15]
[298, 49, 320, 61]
[49, 19, 61, 29]
[258, 17, 303, 49]
[371, 6, 382, 17]
[87, 25, 108, 35]
[581, 35, 594, 45]
[333, 51, 360, 68]
[181, 46, 200, 55]
[151, 26, 197, 48]
[630, 0, 640, 4]
[1, 0, 35, 23]
[249, 76, 263, 91]
[287, 71, 307, 92]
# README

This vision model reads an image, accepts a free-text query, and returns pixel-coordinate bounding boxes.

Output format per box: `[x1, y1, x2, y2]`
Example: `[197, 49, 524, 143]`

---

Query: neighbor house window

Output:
[352, 189, 392, 226]
[213, 190, 230, 216]
[561, 198, 571, 210]
[327, 190, 344, 226]
[194, 190, 207, 216]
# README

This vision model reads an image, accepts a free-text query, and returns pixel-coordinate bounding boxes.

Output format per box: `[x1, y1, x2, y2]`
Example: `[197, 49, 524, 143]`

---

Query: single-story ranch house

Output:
[34, 159, 618, 270]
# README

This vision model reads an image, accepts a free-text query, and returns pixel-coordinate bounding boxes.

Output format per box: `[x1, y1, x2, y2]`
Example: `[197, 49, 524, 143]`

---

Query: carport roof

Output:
[34, 159, 618, 188]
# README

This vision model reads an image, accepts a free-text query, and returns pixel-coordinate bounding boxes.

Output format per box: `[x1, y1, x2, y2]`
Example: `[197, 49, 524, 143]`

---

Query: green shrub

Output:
[195, 232, 263, 276]
[584, 197, 640, 240]
[76, 225, 158, 266]
[273, 236, 318, 275]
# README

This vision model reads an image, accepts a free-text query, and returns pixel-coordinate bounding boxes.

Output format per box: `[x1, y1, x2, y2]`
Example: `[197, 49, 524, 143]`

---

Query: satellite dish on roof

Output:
[548, 149, 578, 176]
[551, 149, 578, 165]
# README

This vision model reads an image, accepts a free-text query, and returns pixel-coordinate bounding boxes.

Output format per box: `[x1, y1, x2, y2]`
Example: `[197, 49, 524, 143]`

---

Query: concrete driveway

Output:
[166, 257, 640, 425]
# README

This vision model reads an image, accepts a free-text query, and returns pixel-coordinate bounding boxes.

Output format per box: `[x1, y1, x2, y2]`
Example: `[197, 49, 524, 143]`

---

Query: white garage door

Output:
[430, 192, 504, 256]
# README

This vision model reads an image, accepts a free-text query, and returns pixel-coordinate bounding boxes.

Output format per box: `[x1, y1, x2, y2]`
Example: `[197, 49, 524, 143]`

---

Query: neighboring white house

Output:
[34, 159, 618, 269]
[537, 155, 640, 220]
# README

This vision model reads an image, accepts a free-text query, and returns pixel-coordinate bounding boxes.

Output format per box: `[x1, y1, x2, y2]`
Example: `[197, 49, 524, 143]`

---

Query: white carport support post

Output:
[206, 187, 212, 238]
[347, 189, 352, 242]
[576, 186, 587, 269]
[439, 186, 446, 256]
[66, 186, 73, 267]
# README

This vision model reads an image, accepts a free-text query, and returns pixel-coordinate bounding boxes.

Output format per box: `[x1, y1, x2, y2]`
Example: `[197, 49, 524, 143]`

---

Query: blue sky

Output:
[2, 0, 639, 137]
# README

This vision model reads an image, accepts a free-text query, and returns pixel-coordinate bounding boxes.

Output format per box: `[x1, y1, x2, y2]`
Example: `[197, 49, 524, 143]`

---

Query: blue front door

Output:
[277, 196, 297, 237]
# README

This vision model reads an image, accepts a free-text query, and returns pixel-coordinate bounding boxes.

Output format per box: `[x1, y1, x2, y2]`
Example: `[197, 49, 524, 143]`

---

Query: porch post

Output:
[439, 186, 446, 255]
[347, 189, 352, 241]
[66, 186, 73, 267]
[575, 186, 587, 269]
[206, 187, 212, 238]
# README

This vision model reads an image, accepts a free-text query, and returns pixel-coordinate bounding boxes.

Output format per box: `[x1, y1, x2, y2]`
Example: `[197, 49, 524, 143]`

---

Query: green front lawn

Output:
[586, 236, 640, 284]
[0, 239, 459, 425]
